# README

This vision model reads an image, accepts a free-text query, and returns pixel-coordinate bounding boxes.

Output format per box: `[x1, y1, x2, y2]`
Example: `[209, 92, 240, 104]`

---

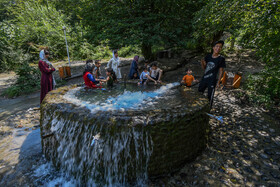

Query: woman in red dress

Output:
[38, 50, 55, 104]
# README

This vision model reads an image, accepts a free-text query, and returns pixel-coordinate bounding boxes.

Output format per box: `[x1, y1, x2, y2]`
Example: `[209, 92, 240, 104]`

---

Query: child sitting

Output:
[138, 67, 155, 85]
[181, 68, 198, 87]
[83, 63, 102, 88]
[149, 63, 163, 84]
[105, 68, 115, 87]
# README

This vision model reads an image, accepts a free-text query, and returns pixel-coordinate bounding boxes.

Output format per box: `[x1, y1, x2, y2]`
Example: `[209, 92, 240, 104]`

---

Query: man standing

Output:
[198, 40, 226, 107]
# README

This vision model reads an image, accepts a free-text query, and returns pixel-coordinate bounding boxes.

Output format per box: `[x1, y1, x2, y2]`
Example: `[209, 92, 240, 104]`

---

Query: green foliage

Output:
[245, 66, 280, 106]
[0, 0, 96, 71]
[0, 0, 279, 103]
[0, 0, 12, 22]
[81, 0, 204, 59]
[2, 57, 40, 98]
[0, 23, 31, 71]
[118, 46, 141, 58]
[9, 1, 71, 59]
[55, 79, 67, 87]
[193, 0, 280, 64]
[193, 0, 280, 105]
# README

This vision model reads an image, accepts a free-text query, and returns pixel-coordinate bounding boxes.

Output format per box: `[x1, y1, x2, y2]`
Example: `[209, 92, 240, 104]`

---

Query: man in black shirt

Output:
[198, 40, 226, 106]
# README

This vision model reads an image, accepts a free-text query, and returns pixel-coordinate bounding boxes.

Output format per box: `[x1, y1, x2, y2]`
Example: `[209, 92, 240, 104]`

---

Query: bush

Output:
[118, 46, 141, 58]
[245, 66, 280, 106]
[2, 58, 40, 98]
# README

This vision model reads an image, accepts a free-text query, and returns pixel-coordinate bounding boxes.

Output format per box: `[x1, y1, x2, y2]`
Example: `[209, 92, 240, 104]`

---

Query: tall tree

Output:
[81, 0, 204, 59]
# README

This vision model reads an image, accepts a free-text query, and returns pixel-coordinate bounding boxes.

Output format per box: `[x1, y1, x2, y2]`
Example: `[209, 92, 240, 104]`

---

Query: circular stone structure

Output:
[40, 83, 209, 185]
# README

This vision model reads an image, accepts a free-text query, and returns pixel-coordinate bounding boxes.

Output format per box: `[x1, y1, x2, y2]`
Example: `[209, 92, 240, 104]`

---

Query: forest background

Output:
[0, 0, 279, 106]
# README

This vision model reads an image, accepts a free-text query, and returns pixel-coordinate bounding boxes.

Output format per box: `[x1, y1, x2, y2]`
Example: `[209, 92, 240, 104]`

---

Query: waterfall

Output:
[40, 81, 210, 186]
[42, 115, 153, 186]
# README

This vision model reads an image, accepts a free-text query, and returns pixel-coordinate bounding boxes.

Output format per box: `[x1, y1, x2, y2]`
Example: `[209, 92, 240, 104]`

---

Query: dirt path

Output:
[0, 72, 16, 95]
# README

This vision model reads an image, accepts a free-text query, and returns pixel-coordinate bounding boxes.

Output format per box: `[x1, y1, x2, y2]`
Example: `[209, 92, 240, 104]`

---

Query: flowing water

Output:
[1, 83, 206, 186]
[62, 82, 200, 113]
[42, 83, 189, 186]
[47, 118, 153, 186]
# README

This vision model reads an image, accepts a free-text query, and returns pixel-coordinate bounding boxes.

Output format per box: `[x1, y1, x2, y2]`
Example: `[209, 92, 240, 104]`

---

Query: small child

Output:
[132, 72, 139, 80]
[138, 67, 154, 85]
[94, 60, 104, 79]
[97, 68, 115, 88]
[105, 68, 114, 87]
[181, 68, 198, 87]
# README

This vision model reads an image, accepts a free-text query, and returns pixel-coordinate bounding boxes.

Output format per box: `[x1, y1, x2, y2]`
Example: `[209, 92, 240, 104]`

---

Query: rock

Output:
[244, 167, 254, 174]
[263, 138, 271, 143]
[260, 153, 269, 159]
[179, 172, 187, 179]
[264, 149, 273, 155]
[270, 171, 280, 179]
[261, 175, 269, 182]
[243, 155, 250, 160]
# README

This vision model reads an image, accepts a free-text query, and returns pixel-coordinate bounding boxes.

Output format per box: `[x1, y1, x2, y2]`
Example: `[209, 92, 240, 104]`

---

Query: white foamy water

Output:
[33, 162, 78, 187]
[63, 82, 179, 113]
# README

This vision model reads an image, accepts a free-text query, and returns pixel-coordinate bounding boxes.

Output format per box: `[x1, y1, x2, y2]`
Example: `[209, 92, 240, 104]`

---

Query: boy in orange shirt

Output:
[181, 68, 198, 87]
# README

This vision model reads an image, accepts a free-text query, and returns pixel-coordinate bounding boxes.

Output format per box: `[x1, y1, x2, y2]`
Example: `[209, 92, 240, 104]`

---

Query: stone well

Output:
[40, 84, 209, 184]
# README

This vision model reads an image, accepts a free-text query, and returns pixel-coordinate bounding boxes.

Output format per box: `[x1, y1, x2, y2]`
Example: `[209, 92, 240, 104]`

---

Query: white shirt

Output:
[150, 68, 161, 78]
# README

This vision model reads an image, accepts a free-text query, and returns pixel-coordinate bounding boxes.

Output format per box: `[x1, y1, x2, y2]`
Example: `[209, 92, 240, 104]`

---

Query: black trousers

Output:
[198, 78, 217, 101]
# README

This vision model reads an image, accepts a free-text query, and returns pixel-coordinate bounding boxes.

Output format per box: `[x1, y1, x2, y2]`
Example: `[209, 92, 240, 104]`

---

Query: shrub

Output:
[245, 66, 280, 106]
[2, 55, 40, 98]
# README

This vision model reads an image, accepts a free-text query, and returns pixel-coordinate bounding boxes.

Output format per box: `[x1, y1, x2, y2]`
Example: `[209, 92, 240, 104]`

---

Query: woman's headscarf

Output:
[112, 50, 119, 61]
[84, 63, 94, 74]
[133, 56, 139, 63]
[39, 50, 45, 60]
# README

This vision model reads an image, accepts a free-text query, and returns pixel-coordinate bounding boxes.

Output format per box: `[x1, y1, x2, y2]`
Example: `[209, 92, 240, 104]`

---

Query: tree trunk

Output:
[141, 43, 152, 60]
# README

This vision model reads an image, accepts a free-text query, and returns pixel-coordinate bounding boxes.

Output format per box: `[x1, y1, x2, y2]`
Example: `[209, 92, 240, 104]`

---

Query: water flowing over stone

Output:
[40, 83, 209, 186]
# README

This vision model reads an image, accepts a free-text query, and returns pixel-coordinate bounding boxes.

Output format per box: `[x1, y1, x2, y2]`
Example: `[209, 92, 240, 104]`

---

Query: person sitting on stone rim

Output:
[148, 63, 163, 84]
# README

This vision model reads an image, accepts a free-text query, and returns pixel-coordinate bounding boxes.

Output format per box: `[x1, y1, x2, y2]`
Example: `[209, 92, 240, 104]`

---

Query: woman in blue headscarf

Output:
[129, 55, 139, 79]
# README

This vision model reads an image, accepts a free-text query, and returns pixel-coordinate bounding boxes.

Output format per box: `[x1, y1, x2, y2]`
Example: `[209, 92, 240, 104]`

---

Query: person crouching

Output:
[83, 63, 102, 88]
